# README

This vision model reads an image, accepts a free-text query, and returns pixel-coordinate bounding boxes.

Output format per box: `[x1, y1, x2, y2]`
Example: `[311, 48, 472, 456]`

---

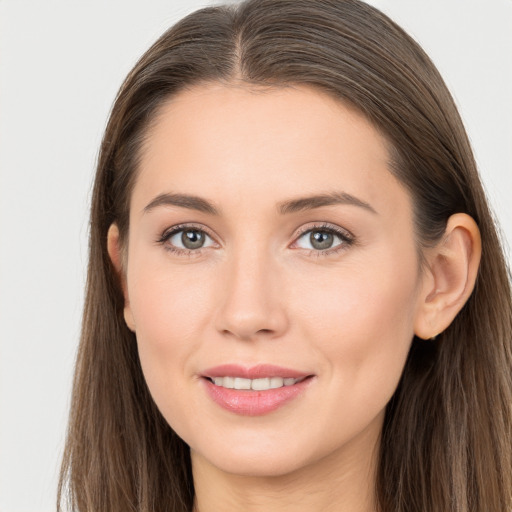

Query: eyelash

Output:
[293, 223, 355, 257]
[157, 223, 216, 257]
[156, 222, 355, 257]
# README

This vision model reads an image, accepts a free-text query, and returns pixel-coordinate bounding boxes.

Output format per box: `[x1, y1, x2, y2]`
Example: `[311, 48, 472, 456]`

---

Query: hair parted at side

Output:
[58, 1, 512, 511]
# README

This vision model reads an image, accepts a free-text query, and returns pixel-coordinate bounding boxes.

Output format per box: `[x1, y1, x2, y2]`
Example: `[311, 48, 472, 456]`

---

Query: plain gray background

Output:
[1, 1, 511, 510]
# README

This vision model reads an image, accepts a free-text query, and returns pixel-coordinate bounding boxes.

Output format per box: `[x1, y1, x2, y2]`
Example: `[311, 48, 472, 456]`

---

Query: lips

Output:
[201, 364, 314, 416]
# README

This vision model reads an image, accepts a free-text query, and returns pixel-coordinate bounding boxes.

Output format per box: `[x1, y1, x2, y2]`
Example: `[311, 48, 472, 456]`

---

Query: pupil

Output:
[310, 231, 333, 250]
[182, 230, 205, 249]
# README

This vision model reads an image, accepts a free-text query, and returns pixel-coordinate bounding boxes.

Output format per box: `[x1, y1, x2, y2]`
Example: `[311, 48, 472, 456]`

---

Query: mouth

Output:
[201, 364, 315, 416]
[205, 375, 308, 391]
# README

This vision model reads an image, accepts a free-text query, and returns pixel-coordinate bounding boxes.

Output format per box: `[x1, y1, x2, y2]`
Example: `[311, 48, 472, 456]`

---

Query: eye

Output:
[293, 225, 353, 253]
[159, 225, 216, 253]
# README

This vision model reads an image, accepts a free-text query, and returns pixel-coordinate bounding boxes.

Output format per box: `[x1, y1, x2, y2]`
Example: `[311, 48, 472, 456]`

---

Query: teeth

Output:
[252, 378, 271, 391]
[221, 376, 235, 388]
[234, 377, 251, 390]
[269, 377, 283, 389]
[211, 376, 302, 390]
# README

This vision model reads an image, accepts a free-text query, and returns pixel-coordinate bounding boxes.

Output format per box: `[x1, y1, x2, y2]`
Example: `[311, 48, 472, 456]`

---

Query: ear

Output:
[107, 223, 136, 332]
[414, 213, 481, 340]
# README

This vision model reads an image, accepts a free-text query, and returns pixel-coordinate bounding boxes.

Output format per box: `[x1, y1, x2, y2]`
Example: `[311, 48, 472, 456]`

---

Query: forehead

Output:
[134, 83, 411, 221]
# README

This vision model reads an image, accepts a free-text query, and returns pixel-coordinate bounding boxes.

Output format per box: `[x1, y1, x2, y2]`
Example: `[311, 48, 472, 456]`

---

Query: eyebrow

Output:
[142, 191, 377, 216]
[278, 192, 377, 215]
[143, 193, 219, 215]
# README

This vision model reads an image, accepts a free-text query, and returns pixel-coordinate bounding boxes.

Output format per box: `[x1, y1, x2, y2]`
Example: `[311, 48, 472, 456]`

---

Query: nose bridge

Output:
[215, 236, 287, 340]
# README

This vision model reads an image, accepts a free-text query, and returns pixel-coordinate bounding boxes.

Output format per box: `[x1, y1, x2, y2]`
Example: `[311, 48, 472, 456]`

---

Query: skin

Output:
[108, 83, 481, 512]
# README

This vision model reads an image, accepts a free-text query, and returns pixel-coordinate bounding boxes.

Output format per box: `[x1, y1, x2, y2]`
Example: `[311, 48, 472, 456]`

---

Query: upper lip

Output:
[202, 364, 311, 380]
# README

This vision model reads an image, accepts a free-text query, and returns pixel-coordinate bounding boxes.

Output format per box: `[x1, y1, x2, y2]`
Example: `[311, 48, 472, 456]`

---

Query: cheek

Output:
[295, 253, 419, 407]
[299, 255, 417, 336]
[126, 257, 215, 416]
[129, 268, 208, 347]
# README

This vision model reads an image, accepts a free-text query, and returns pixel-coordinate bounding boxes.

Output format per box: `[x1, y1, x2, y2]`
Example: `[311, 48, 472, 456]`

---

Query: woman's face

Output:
[120, 84, 428, 477]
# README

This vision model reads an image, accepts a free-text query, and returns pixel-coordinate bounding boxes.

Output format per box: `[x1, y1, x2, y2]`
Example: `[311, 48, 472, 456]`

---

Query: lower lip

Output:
[203, 377, 313, 416]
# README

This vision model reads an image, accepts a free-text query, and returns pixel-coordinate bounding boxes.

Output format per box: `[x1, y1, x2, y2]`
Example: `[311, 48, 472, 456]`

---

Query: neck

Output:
[191, 418, 381, 512]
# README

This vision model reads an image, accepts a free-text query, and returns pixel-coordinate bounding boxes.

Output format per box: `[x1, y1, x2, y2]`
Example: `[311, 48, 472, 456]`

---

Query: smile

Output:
[201, 364, 314, 415]
[209, 376, 305, 391]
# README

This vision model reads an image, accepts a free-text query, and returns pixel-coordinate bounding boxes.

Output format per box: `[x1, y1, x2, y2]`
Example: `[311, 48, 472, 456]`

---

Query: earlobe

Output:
[107, 224, 136, 332]
[414, 213, 481, 340]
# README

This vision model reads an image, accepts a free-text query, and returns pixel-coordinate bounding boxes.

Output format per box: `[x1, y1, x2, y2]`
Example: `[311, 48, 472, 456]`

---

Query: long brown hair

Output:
[58, 1, 512, 510]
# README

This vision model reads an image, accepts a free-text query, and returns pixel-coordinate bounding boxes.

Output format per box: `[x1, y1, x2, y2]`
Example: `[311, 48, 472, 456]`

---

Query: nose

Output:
[214, 246, 289, 341]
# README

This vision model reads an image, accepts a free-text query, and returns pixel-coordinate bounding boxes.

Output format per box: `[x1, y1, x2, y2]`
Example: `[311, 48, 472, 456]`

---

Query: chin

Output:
[187, 425, 338, 480]
[194, 448, 314, 479]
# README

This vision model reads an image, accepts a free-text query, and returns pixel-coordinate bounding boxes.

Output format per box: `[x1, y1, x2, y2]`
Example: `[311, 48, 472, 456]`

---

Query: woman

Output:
[58, 0, 512, 511]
